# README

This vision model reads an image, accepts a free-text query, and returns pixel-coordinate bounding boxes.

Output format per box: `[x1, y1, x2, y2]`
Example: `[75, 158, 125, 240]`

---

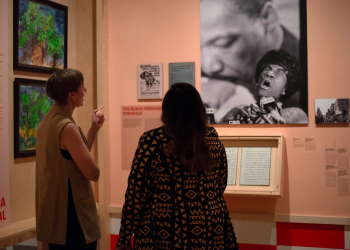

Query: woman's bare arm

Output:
[60, 123, 100, 181]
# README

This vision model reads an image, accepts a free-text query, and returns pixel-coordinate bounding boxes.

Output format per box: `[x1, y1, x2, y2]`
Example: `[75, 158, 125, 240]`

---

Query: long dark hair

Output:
[161, 83, 216, 172]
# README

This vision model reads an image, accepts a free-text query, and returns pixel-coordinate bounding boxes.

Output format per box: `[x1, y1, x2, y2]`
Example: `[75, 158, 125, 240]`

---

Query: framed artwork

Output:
[14, 78, 54, 158]
[13, 0, 68, 74]
[200, 0, 308, 124]
[168, 62, 195, 87]
[315, 98, 349, 124]
[137, 63, 163, 99]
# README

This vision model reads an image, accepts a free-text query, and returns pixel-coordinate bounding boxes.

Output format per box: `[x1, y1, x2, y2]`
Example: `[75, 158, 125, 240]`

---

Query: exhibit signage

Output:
[0, 0, 11, 228]
[226, 147, 238, 185]
[168, 62, 195, 87]
[240, 148, 271, 186]
[121, 105, 162, 170]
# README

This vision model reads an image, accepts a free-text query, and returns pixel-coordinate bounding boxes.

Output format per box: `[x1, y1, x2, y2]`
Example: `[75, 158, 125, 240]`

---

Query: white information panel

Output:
[226, 147, 238, 185]
[240, 148, 271, 186]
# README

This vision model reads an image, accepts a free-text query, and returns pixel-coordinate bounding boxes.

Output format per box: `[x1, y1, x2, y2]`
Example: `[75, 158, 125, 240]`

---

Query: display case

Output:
[220, 135, 284, 197]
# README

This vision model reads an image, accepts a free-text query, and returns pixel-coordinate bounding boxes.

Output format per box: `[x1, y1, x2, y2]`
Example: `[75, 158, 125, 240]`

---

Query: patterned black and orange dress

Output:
[117, 126, 239, 250]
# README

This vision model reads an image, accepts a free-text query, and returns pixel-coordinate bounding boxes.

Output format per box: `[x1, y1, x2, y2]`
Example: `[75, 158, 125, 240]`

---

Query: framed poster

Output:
[13, 0, 68, 74]
[169, 62, 195, 87]
[200, 0, 308, 124]
[14, 78, 54, 158]
[137, 63, 163, 99]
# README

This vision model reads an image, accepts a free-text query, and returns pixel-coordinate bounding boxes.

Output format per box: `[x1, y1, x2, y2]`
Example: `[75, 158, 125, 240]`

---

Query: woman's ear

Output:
[68, 92, 76, 101]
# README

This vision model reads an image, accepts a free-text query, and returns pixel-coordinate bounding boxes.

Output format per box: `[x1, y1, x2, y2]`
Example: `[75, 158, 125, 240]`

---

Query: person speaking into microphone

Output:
[223, 50, 308, 124]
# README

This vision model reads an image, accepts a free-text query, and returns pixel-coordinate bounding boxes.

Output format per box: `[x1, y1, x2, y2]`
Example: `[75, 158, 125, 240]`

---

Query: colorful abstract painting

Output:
[14, 78, 54, 158]
[14, 0, 67, 73]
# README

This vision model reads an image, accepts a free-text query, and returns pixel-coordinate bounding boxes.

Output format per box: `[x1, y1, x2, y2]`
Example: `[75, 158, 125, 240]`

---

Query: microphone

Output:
[259, 96, 276, 111]
[206, 108, 216, 124]
[250, 103, 273, 124]
[259, 97, 286, 124]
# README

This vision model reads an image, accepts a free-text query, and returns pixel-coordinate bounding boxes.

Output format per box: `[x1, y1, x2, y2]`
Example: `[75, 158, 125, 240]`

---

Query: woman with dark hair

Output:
[36, 68, 104, 250]
[116, 83, 239, 250]
[223, 50, 308, 124]
[254, 49, 301, 105]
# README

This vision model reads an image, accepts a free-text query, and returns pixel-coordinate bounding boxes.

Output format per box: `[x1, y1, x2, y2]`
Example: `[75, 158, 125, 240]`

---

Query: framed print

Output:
[137, 63, 163, 99]
[13, 0, 68, 74]
[169, 62, 195, 87]
[200, 0, 308, 124]
[14, 78, 54, 158]
[315, 98, 349, 124]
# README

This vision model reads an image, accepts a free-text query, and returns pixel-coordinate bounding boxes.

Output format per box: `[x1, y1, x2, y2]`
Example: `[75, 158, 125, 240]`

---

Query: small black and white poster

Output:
[137, 63, 163, 99]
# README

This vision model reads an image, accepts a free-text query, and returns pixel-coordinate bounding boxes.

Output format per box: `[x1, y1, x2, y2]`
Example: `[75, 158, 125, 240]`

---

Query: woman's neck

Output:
[57, 102, 75, 116]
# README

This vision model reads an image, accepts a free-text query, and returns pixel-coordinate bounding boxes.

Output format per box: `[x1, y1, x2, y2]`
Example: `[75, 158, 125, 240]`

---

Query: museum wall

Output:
[2, 0, 350, 249]
[107, 1, 350, 248]
[108, 0, 350, 216]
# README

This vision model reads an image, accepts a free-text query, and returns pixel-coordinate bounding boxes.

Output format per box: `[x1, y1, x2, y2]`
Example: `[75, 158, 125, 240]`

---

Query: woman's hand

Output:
[86, 106, 105, 151]
[92, 106, 105, 130]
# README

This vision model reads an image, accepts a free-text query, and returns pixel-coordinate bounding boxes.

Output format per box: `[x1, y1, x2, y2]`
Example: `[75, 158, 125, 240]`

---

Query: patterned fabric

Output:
[117, 126, 239, 250]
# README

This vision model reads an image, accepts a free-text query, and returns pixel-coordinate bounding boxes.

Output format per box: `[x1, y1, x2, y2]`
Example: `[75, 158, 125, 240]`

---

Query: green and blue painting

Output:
[18, 0, 66, 68]
[19, 85, 53, 151]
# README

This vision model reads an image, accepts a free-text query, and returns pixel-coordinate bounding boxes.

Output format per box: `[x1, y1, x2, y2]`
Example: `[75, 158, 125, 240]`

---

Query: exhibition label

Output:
[121, 106, 162, 170]
[0, 0, 11, 228]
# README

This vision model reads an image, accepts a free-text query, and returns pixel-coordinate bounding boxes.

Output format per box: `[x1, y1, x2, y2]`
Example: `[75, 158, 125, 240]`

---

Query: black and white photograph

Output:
[315, 98, 349, 124]
[200, 0, 308, 124]
[137, 63, 163, 99]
